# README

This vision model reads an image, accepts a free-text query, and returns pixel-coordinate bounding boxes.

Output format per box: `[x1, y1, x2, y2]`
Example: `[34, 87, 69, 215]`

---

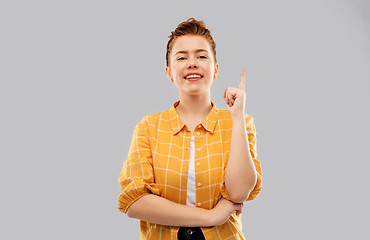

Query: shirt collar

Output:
[169, 100, 219, 135]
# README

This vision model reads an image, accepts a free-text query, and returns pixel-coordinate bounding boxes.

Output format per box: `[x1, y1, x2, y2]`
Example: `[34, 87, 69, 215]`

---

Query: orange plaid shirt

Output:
[117, 100, 262, 239]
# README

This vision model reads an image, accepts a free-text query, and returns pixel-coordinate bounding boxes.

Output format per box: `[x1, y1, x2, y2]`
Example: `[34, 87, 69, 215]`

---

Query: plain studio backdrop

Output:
[1, 0, 369, 239]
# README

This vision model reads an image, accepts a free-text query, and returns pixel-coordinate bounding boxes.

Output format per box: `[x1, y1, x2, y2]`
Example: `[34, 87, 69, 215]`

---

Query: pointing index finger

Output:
[238, 68, 245, 90]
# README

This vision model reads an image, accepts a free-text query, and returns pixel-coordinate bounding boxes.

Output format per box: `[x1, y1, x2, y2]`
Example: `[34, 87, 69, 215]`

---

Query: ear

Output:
[213, 63, 219, 80]
[165, 66, 174, 82]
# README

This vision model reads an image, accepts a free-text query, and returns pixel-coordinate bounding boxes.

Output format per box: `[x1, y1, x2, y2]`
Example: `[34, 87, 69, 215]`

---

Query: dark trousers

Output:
[177, 227, 206, 240]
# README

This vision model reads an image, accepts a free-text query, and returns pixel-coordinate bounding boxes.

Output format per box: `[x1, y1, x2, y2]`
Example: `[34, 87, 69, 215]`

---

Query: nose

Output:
[187, 57, 198, 69]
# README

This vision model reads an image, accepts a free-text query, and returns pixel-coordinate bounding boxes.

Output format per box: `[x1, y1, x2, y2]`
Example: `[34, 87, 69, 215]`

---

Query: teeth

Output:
[186, 74, 202, 79]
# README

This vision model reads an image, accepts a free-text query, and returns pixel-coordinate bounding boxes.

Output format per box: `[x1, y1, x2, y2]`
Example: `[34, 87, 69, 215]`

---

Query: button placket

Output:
[194, 128, 204, 209]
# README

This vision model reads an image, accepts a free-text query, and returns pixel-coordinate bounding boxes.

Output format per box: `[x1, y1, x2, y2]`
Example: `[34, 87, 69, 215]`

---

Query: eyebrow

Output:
[174, 49, 209, 55]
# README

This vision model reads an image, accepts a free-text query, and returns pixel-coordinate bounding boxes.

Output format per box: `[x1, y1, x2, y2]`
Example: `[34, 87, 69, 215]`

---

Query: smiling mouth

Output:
[184, 75, 203, 81]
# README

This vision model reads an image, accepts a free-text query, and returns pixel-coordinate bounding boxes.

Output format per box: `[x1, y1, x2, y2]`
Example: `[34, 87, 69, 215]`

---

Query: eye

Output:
[199, 56, 207, 59]
[177, 57, 186, 60]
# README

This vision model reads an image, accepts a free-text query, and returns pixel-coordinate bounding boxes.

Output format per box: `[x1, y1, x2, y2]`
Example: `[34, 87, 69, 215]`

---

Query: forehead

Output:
[171, 35, 211, 55]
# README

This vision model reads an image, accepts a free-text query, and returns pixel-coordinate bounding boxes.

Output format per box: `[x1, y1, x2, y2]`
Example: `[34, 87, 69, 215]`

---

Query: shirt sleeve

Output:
[220, 114, 262, 202]
[117, 116, 161, 214]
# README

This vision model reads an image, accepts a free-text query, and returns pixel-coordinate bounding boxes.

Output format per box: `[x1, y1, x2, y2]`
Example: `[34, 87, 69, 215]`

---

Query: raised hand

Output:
[223, 68, 247, 118]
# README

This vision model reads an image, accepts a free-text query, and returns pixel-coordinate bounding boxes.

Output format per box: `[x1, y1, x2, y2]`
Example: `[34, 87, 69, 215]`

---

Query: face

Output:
[165, 35, 219, 96]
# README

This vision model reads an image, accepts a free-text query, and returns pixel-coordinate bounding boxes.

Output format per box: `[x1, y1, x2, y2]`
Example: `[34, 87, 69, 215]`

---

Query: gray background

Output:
[1, 0, 369, 239]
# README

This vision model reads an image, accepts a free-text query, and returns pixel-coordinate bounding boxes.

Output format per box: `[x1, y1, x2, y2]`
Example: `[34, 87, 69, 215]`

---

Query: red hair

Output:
[166, 18, 217, 66]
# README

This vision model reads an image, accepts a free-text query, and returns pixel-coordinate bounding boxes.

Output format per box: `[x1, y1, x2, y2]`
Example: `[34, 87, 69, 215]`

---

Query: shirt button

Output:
[197, 203, 201, 206]
[196, 132, 200, 136]
[196, 162, 200, 166]
[197, 148, 200, 151]
[197, 182, 202, 186]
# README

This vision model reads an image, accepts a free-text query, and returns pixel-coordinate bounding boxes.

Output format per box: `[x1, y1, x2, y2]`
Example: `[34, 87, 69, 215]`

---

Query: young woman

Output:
[117, 18, 262, 240]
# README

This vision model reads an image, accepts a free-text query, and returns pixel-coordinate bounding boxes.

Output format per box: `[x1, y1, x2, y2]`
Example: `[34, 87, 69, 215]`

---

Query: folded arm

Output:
[126, 194, 212, 227]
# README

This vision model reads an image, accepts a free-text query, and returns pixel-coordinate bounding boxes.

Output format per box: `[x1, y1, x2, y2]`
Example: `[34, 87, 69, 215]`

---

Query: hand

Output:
[209, 197, 244, 226]
[223, 68, 247, 118]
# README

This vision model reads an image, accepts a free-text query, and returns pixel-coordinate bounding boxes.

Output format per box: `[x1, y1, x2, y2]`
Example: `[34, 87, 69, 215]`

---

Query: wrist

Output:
[231, 115, 246, 125]
[231, 113, 245, 121]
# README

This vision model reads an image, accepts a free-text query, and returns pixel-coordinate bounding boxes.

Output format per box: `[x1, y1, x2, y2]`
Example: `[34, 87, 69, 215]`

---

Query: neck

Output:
[176, 93, 212, 118]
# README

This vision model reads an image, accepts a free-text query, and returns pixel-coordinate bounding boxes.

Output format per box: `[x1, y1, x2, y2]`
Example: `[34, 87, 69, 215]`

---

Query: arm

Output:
[127, 194, 243, 227]
[127, 194, 211, 227]
[225, 115, 258, 203]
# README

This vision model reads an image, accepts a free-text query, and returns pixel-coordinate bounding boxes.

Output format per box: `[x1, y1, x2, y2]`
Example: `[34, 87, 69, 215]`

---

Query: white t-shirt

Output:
[186, 132, 196, 207]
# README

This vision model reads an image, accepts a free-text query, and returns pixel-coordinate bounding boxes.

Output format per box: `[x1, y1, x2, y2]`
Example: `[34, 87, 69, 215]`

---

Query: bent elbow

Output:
[229, 191, 251, 203]
[126, 205, 135, 218]
[229, 180, 256, 203]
